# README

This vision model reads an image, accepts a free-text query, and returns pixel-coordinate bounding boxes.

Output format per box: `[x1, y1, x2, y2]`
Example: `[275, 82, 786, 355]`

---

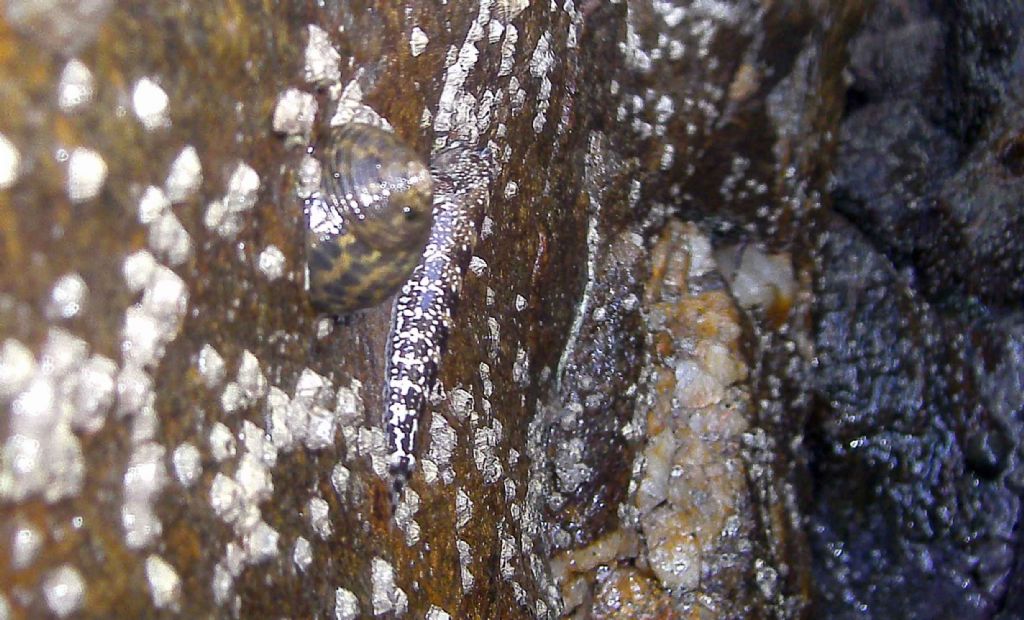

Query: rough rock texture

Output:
[811, 1, 1024, 618]
[1, 0, 1022, 619]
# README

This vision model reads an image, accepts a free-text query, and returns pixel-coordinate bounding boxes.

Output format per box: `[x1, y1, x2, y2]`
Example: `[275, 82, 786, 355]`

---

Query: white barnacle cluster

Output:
[0, 148, 195, 614]
[193, 367, 368, 606]
[528, 31, 554, 133]
[187, 345, 345, 606]
[371, 557, 408, 616]
[263, 369, 363, 453]
[219, 349, 268, 414]
[134, 145, 202, 267]
[423, 0, 530, 151]
[420, 410, 457, 485]
[206, 414, 282, 603]
[119, 252, 190, 550]
[137, 185, 192, 267]
[203, 161, 260, 240]
[393, 487, 422, 546]
[0, 329, 110, 503]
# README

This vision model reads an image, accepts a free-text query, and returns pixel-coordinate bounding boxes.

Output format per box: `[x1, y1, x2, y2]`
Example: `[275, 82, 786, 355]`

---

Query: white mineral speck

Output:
[371, 557, 408, 616]
[304, 24, 341, 85]
[210, 472, 244, 524]
[172, 442, 202, 487]
[220, 382, 244, 414]
[409, 26, 429, 57]
[138, 185, 170, 224]
[145, 554, 181, 610]
[203, 199, 229, 234]
[330, 462, 350, 497]
[308, 496, 332, 539]
[425, 414, 456, 484]
[66, 147, 107, 202]
[0, 338, 35, 398]
[335, 587, 359, 620]
[358, 427, 389, 478]
[57, 58, 94, 112]
[335, 382, 364, 424]
[293, 535, 313, 571]
[266, 387, 294, 450]
[11, 524, 42, 569]
[235, 452, 272, 504]
[469, 256, 488, 276]
[721, 245, 796, 310]
[46, 272, 88, 320]
[40, 327, 87, 376]
[197, 344, 226, 388]
[316, 317, 334, 340]
[149, 210, 192, 266]
[457, 539, 475, 591]
[122, 250, 158, 293]
[115, 363, 152, 416]
[2, 342, 87, 502]
[142, 266, 188, 325]
[0, 133, 20, 189]
[224, 541, 246, 576]
[164, 145, 202, 202]
[504, 180, 518, 198]
[488, 19, 504, 44]
[122, 442, 168, 549]
[673, 359, 724, 409]
[450, 387, 474, 420]
[272, 88, 318, 136]
[395, 488, 421, 546]
[237, 350, 268, 403]
[132, 77, 171, 130]
[211, 562, 233, 604]
[121, 309, 162, 368]
[244, 520, 280, 562]
[69, 354, 117, 433]
[498, 0, 530, 20]
[257, 245, 286, 281]
[42, 565, 85, 618]
[226, 163, 260, 210]
[646, 509, 701, 590]
[456, 488, 473, 529]
[209, 422, 236, 461]
[296, 153, 322, 199]
[304, 405, 339, 450]
[242, 420, 277, 467]
[481, 215, 495, 240]
[426, 606, 452, 620]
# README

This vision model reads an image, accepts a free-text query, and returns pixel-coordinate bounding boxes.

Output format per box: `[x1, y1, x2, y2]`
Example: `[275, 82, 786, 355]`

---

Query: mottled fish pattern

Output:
[384, 146, 490, 505]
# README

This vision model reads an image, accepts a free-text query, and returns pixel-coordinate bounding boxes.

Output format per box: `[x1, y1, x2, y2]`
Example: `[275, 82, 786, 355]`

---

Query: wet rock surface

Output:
[0, 0, 1022, 619]
[813, 0, 1024, 618]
